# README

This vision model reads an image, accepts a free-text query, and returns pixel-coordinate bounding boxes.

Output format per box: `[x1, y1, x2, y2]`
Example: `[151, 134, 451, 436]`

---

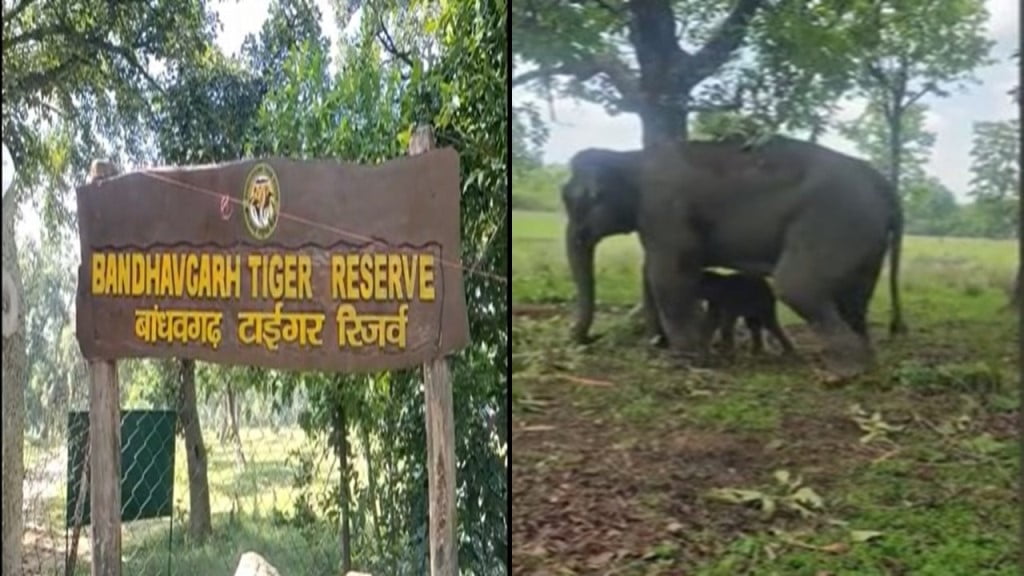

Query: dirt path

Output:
[20, 447, 90, 575]
[512, 307, 1019, 575]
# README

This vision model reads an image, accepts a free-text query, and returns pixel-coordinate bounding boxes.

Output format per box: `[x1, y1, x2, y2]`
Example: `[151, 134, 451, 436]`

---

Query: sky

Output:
[512, 0, 1020, 200]
[214, 0, 349, 59]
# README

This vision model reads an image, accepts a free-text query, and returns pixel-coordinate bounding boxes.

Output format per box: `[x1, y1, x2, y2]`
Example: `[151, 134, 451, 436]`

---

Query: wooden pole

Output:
[87, 160, 122, 576]
[408, 126, 459, 576]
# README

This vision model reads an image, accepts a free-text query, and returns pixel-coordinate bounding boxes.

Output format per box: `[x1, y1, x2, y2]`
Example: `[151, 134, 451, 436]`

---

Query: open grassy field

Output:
[23, 426, 347, 576]
[512, 209, 1019, 575]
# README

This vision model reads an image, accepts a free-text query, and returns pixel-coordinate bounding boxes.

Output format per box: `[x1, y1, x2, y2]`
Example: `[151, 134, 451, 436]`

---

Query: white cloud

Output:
[986, 0, 1019, 41]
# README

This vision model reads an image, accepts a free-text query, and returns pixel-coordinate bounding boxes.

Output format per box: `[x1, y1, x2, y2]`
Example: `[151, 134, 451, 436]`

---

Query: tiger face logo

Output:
[242, 163, 280, 240]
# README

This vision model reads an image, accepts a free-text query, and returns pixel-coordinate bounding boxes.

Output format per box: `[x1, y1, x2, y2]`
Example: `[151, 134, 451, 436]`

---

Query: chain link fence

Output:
[20, 357, 349, 576]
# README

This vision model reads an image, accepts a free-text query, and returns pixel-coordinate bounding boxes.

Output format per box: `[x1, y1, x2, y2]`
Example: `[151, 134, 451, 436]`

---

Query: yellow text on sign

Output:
[246, 254, 313, 300]
[92, 253, 242, 299]
[330, 253, 435, 302]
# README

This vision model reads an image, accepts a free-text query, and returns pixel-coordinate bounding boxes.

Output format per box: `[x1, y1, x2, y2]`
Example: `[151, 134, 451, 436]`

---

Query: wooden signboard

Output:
[75, 150, 470, 372]
[76, 131, 467, 576]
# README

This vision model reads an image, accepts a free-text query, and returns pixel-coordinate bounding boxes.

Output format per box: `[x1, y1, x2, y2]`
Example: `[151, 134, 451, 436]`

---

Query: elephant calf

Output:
[697, 270, 796, 357]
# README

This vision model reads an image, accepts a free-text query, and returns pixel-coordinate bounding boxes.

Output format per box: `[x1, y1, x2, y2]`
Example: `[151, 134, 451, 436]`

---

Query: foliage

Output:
[2, 0, 218, 227]
[840, 102, 936, 194]
[968, 120, 1020, 238]
[902, 176, 960, 236]
[10, 0, 505, 572]
[513, 0, 768, 143]
[247, 0, 507, 573]
[512, 104, 548, 175]
[510, 164, 570, 212]
[761, 0, 992, 193]
[690, 110, 773, 145]
[151, 51, 264, 165]
[19, 234, 76, 439]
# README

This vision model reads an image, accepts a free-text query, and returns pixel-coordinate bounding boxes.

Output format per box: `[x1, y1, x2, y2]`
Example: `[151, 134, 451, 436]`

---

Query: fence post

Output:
[408, 126, 459, 576]
[86, 160, 122, 576]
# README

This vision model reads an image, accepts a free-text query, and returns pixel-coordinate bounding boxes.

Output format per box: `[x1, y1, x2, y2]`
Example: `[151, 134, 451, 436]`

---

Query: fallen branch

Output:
[518, 425, 556, 433]
[559, 374, 613, 387]
[512, 304, 566, 317]
[777, 536, 848, 555]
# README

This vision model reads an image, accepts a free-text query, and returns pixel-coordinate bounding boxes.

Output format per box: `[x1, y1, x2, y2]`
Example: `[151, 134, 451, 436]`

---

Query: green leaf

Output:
[790, 487, 824, 510]
[708, 488, 766, 504]
[850, 530, 885, 543]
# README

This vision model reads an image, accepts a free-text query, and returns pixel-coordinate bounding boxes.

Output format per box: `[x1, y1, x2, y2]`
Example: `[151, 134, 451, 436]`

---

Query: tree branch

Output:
[568, 0, 625, 16]
[7, 23, 71, 49]
[687, 0, 765, 81]
[3, 0, 38, 28]
[79, 34, 165, 94]
[375, 15, 414, 68]
[11, 57, 85, 99]
[7, 18, 164, 96]
[865, 62, 891, 90]
[902, 83, 934, 109]
[513, 53, 639, 101]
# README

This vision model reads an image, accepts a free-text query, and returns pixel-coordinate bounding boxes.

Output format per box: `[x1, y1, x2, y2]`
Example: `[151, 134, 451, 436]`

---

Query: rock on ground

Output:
[233, 552, 281, 576]
[231, 553, 374, 576]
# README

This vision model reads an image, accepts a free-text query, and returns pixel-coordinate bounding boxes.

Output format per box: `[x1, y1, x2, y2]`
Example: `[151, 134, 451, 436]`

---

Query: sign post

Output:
[410, 126, 458, 576]
[85, 160, 123, 576]
[74, 135, 469, 575]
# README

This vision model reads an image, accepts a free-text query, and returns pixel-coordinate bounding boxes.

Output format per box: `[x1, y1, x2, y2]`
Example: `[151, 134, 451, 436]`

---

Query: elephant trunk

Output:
[566, 224, 596, 344]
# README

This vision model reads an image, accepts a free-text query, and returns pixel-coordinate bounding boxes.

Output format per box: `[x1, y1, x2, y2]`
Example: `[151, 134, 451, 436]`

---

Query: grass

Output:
[511, 209, 1019, 575]
[23, 426, 352, 576]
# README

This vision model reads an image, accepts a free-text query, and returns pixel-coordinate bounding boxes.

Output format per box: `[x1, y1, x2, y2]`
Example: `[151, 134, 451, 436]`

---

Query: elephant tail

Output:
[888, 200, 907, 336]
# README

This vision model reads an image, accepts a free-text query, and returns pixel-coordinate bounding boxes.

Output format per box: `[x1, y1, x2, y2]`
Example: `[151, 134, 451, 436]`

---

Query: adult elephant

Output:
[562, 136, 906, 379]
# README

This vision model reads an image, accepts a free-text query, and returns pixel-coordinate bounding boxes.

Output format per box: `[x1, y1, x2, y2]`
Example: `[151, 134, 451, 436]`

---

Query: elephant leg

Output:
[644, 249, 703, 359]
[835, 290, 869, 340]
[566, 226, 597, 344]
[834, 257, 883, 342]
[764, 312, 796, 355]
[699, 304, 722, 361]
[745, 317, 765, 355]
[719, 312, 739, 356]
[642, 265, 667, 347]
[774, 255, 873, 379]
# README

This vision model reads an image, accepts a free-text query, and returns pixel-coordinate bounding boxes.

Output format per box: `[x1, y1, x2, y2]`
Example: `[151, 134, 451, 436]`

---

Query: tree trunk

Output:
[888, 109, 904, 198]
[638, 105, 690, 147]
[226, 382, 247, 469]
[218, 399, 229, 443]
[2, 193, 25, 576]
[630, 0, 690, 147]
[360, 424, 380, 543]
[178, 359, 212, 542]
[332, 382, 352, 574]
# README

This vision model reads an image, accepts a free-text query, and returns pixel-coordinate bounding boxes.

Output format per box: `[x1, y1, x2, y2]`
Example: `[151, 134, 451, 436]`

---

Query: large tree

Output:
[513, 0, 767, 146]
[839, 101, 936, 193]
[252, 0, 508, 571]
[146, 0, 329, 544]
[780, 0, 992, 197]
[2, 1, 215, 570]
[967, 119, 1019, 239]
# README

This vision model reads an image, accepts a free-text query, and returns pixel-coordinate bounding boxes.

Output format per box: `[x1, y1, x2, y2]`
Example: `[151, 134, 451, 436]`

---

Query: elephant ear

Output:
[566, 149, 625, 205]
